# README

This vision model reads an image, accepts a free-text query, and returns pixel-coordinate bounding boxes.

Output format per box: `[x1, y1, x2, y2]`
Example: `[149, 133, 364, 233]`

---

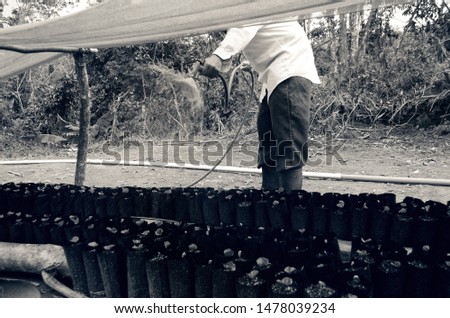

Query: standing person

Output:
[201, 17, 320, 191]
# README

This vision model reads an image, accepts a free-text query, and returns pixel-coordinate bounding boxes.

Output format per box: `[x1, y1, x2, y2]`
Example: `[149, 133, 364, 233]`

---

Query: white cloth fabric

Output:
[213, 17, 321, 100]
[0, 0, 412, 81]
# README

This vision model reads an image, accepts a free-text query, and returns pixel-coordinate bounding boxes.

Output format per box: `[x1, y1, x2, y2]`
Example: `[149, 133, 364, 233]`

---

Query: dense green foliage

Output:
[0, 0, 449, 142]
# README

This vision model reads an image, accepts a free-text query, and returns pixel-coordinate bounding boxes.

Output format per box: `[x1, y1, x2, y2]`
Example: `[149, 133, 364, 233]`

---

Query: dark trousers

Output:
[257, 76, 312, 172]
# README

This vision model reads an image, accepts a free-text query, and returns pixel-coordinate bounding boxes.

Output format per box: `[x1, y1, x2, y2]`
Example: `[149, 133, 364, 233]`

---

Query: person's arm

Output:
[214, 25, 261, 61]
[202, 24, 261, 77]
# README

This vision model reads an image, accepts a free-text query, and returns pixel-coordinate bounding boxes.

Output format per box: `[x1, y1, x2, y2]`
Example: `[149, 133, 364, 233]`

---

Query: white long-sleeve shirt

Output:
[213, 17, 321, 100]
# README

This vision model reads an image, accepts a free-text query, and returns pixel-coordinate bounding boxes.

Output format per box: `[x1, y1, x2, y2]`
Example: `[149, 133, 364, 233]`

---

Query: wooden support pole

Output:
[73, 52, 92, 186]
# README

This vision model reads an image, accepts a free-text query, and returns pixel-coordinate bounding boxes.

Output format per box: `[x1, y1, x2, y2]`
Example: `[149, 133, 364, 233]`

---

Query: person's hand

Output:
[201, 54, 223, 78]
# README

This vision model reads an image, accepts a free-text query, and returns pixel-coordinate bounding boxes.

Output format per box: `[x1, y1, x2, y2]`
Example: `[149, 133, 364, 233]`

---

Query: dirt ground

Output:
[1, 129, 449, 204]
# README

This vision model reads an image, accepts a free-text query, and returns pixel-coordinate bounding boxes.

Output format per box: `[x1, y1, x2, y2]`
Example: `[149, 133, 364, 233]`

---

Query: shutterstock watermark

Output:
[101, 131, 347, 168]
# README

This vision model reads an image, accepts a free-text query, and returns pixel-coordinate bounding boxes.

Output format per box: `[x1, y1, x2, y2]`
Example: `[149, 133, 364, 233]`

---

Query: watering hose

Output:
[41, 270, 87, 298]
[186, 61, 255, 187]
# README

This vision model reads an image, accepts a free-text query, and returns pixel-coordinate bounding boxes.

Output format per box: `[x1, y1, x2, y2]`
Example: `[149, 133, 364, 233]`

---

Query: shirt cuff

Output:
[213, 45, 235, 61]
[212, 52, 232, 73]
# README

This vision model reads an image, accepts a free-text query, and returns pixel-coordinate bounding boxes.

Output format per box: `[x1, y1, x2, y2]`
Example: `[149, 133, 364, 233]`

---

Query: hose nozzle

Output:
[190, 61, 204, 77]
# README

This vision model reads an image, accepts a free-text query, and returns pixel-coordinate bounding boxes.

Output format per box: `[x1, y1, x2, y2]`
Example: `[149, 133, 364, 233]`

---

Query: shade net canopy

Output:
[0, 0, 412, 81]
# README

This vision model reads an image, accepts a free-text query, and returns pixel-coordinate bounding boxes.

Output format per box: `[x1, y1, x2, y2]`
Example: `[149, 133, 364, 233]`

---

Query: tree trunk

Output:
[110, 96, 119, 145]
[28, 70, 35, 107]
[356, 8, 378, 63]
[349, 10, 362, 61]
[338, 13, 348, 66]
[73, 52, 92, 186]
[141, 74, 147, 136]
[328, 18, 338, 74]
